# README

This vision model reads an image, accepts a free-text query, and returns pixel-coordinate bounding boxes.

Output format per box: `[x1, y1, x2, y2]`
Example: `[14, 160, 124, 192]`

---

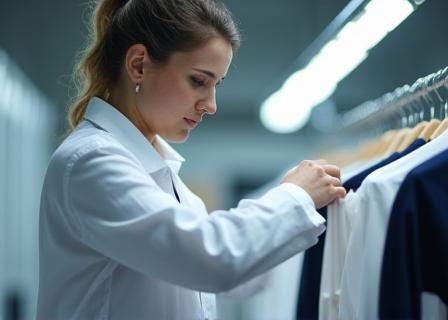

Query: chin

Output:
[163, 130, 189, 143]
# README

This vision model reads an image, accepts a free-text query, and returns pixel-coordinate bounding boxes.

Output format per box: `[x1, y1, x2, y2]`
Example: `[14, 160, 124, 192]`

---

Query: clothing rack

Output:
[339, 66, 448, 132]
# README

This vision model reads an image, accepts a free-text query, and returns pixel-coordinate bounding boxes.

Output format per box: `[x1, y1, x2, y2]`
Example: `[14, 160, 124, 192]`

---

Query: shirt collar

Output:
[83, 97, 185, 174]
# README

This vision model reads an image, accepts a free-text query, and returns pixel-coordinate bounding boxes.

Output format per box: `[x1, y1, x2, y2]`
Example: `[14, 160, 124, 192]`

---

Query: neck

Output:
[108, 84, 156, 146]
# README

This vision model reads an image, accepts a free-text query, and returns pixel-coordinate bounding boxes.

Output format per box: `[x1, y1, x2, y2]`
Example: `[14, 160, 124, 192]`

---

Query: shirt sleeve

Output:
[65, 143, 326, 293]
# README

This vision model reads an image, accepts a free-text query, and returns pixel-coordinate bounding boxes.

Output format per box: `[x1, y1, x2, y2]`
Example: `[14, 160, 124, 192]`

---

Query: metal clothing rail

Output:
[293, 0, 424, 71]
[262, 0, 425, 106]
[339, 66, 448, 132]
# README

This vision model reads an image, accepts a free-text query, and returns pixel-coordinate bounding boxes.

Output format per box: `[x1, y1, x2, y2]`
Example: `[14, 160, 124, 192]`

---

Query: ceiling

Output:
[1, 0, 448, 132]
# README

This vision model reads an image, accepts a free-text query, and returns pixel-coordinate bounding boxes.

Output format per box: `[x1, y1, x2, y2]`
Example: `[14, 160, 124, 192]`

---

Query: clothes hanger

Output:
[431, 119, 448, 139]
[357, 137, 382, 161]
[381, 102, 412, 156]
[385, 128, 411, 155]
[383, 117, 411, 156]
[340, 111, 388, 164]
[415, 89, 442, 141]
[357, 112, 398, 160]
[397, 100, 427, 151]
[430, 101, 448, 140]
[398, 121, 427, 151]
[340, 120, 391, 165]
[373, 129, 397, 158]
[419, 119, 441, 141]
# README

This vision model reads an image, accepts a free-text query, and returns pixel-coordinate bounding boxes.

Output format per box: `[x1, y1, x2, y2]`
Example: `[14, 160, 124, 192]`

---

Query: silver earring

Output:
[135, 83, 140, 93]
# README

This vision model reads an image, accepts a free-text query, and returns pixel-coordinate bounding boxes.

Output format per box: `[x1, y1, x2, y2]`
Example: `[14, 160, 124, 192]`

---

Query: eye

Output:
[190, 76, 205, 87]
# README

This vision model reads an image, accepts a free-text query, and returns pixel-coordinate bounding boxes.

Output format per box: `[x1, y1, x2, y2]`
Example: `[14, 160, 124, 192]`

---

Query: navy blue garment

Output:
[379, 149, 448, 319]
[296, 208, 327, 319]
[344, 138, 425, 192]
[296, 138, 425, 320]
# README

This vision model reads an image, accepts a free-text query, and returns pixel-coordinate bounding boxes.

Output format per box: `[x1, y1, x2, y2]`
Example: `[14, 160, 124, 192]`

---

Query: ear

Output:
[124, 44, 150, 84]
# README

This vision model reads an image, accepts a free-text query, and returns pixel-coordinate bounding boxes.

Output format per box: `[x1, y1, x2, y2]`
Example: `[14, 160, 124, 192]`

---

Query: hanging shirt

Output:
[344, 138, 426, 192]
[296, 161, 371, 320]
[318, 137, 426, 319]
[340, 157, 385, 182]
[37, 97, 326, 320]
[379, 149, 448, 319]
[339, 130, 448, 320]
[240, 175, 306, 320]
[232, 253, 304, 320]
[318, 190, 359, 320]
[297, 138, 425, 320]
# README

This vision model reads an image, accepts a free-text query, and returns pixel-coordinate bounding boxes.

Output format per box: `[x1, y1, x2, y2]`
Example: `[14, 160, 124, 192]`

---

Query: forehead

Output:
[167, 37, 233, 77]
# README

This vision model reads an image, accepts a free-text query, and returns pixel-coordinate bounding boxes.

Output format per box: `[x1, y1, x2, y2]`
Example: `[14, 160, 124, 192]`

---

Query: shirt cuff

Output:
[278, 182, 326, 227]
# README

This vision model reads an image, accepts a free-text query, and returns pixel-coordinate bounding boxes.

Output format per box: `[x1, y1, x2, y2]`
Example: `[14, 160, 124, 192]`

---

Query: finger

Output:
[322, 164, 341, 179]
[332, 186, 347, 199]
[285, 165, 298, 176]
[325, 175, 342, 187]
[315, 159, 328, 165]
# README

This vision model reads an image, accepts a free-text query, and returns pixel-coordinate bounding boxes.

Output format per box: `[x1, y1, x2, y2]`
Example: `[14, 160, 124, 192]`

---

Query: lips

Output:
[184, 117, 200, 128]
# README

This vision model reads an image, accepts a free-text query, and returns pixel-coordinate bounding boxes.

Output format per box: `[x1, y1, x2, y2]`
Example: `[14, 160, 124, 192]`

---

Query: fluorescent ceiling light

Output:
[260, 0, 415, 134]
[260, 90, 312, 134]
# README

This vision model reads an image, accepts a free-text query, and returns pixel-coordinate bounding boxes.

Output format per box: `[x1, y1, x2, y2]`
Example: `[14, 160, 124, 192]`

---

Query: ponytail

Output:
[67, 0, 124, 132]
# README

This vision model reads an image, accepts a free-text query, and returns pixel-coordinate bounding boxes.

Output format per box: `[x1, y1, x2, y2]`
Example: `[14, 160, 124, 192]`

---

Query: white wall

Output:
[0, 49, 57, 320]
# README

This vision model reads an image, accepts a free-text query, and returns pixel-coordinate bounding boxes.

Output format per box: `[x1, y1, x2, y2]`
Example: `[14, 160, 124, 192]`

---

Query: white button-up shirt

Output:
[37, 97, 325, 320]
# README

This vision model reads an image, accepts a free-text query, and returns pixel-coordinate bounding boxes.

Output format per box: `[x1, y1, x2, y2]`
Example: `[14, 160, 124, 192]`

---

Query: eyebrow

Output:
[193, 68, 226, 81]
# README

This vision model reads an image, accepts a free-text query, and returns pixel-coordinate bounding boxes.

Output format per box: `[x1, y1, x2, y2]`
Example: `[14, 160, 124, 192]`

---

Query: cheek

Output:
[163, 81, 196, 114]
[174, 79, 195, 101]
[140, 75, 197, 125]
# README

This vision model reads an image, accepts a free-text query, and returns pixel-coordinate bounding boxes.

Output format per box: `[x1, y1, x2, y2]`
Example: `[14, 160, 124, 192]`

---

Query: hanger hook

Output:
[444, 100, 448, 119]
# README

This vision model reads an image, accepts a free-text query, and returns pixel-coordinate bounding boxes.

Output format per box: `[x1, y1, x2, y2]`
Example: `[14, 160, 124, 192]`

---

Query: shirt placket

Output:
[152, 167, 213, 319]
[150, 168, 179, 202]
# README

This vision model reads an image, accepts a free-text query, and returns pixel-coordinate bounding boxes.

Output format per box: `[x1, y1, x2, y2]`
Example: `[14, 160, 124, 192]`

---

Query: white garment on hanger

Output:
[225, 174, 307, 320]
[318, 191, 359, 320]
[339, 130, 448, 320]
[318, 157, 381, 319]
[340, 157, 384, 183]
[231, 253, 304, 320]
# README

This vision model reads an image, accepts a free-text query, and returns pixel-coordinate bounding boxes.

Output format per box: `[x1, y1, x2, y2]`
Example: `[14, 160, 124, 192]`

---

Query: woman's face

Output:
[136, 37, 233, 143]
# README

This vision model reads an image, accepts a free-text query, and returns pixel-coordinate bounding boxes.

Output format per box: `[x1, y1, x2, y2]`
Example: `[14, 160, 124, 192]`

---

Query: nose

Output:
[196, 89, 217, 115]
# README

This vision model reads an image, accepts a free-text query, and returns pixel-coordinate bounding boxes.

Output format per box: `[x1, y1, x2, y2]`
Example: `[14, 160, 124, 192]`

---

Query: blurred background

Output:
[1, 0, 447, 319]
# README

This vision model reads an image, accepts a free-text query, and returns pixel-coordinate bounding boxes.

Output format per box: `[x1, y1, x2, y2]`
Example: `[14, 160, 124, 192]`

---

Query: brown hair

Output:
[67, 0, 240, 132]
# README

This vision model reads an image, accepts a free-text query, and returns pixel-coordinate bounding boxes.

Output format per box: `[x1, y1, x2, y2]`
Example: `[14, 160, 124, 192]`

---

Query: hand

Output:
[281, 160, 346, 209]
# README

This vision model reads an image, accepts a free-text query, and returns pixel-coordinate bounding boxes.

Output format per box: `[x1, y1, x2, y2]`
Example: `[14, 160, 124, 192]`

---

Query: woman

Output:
[37, 0, 346, 319]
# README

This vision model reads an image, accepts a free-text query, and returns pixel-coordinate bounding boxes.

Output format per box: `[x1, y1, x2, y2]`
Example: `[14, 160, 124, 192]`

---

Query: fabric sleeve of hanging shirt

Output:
[62, 138, 325, 293]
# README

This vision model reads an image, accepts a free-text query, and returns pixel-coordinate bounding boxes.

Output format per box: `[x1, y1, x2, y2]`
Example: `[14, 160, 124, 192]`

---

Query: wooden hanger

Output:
[419, 118, 441, 141]
[397, 121, 428, 152]
[428, 100, 448, 140]
[383, 128, 411, 156]
[352, 129, 392, 162]
[370, 130, 396, 159]
[430, 118, 448, 140]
